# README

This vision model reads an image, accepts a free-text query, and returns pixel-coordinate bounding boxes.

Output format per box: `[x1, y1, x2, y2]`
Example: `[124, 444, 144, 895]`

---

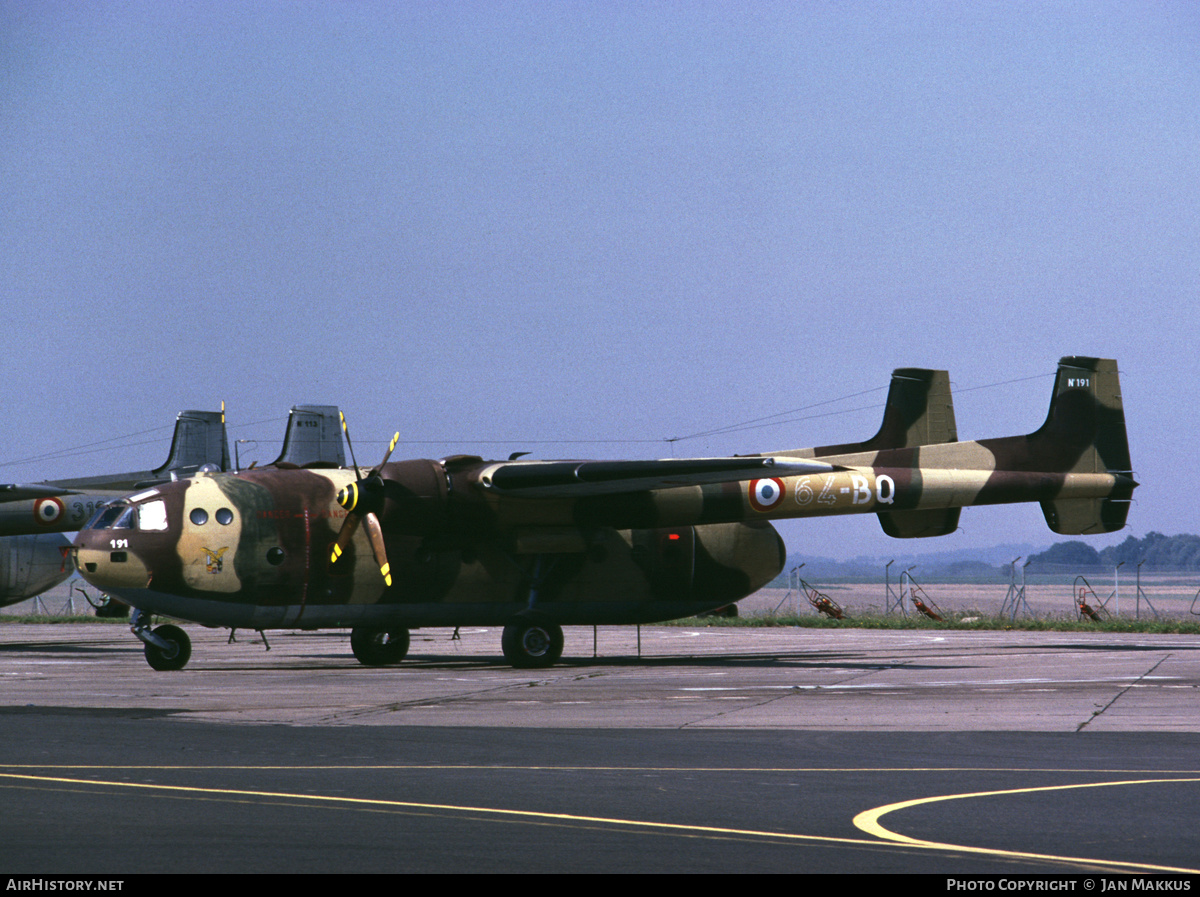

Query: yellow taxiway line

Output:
[854, 777, 1200, 875]
[4, 767, 1199, 873]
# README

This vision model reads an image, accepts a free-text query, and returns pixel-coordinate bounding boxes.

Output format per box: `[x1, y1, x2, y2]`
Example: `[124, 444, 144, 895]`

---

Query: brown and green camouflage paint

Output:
[74, 357, 1133, 630]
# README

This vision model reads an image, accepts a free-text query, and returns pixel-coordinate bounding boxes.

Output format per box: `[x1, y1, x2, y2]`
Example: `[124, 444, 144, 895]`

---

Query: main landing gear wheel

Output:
[350, 627, 410, 666]
[144, 624, 192, 672]
[501, 620, 563, 669]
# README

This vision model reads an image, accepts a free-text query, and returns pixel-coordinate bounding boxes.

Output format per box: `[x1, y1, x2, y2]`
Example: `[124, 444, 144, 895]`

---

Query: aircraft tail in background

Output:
[153, 409, 231, 477]
[271, 405, 346, 469]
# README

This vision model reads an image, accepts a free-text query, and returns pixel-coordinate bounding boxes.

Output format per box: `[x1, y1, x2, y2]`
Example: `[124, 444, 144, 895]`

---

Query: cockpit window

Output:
[90, 505, 127, 531]
[137, 500, 169, 532]
[84, 504, 112, 530]
[112, 508, 135, 530]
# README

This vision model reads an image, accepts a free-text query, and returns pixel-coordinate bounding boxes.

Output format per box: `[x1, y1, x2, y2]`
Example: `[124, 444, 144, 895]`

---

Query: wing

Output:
[474, 456, 835, 498]
[0, 484, 83, 503]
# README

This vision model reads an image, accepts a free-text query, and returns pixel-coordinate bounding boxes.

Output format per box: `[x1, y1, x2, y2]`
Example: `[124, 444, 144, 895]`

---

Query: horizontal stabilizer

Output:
[1041, 497, 1132, 535]
[878, 508, 961, 539]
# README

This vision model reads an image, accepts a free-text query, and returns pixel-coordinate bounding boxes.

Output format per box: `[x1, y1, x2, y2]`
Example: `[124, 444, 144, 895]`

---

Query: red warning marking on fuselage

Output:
[34, 497, 64, 526]
[748, 477, 785, 512]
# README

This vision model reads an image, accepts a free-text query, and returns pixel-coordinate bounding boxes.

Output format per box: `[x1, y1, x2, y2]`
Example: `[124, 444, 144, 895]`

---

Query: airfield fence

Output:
[0, 576, 97, 617]
[749, 564, 1200, 621]
[6, 568, 1200, 623]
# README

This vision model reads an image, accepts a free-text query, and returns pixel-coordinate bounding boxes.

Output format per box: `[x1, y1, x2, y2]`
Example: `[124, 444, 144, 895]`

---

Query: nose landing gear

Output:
[131, 610, 192, 671]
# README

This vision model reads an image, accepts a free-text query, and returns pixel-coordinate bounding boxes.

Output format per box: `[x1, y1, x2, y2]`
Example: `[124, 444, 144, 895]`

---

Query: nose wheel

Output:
[142, 624, 192, 671]
[130, 610, 193, 671]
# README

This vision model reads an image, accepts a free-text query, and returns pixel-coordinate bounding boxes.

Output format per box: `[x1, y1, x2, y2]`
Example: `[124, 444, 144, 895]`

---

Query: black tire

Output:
[144, 624, 191, 671]
[350, 627, 410, 666]
[501, 620, 563, 669]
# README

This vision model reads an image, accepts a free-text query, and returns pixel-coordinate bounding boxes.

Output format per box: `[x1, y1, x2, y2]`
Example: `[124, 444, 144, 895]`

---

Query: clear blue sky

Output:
[2, 1, 1196, 562]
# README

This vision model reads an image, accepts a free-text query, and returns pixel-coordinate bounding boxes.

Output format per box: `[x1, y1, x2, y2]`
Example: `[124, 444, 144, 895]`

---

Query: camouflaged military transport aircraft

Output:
[73, 357, 1135, 671]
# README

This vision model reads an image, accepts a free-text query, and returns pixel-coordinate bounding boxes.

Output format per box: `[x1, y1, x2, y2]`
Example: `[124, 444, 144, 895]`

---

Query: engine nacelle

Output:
[632, 520, 785, 604]
[377, 459, 451, 536]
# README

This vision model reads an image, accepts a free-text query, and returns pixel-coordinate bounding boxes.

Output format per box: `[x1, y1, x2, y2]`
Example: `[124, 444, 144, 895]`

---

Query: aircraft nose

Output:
[73, 530, 151, 590]
[73, 530, 106, 581]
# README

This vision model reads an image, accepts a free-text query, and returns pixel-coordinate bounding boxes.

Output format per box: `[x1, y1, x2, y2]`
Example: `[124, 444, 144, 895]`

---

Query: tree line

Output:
[1029, 533, 1200, 570]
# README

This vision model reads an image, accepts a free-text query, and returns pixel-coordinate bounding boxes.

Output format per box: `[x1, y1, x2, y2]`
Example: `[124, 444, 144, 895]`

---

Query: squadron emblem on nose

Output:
[203, 547, 229, 574]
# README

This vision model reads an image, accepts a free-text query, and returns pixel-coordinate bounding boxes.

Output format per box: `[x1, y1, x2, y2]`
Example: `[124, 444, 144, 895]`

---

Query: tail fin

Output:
[153, 409, 230, 475]
[1033, 357, 1134, 534]
[815, 368, 957, 456]
[801, 367, 961, 539]
[271, 405, 347, 469]
[869, 369, 961, 537]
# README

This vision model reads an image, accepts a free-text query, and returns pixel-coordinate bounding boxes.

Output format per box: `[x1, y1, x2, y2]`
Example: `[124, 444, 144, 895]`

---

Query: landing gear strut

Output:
[350, 627, 410, 666]
[498, 552, 565, 669]
[501, 619, 563, 669]
[132, 615, 192, 672]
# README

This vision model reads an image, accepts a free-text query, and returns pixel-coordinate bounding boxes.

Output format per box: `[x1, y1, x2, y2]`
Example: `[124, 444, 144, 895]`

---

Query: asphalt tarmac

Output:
[1, 622, 1198, 874]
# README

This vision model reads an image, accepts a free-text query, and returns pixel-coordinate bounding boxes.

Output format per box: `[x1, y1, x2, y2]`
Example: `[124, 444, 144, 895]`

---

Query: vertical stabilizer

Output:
[871, 370, 962, 537]
[883, 367, 957, 449]
[154, 410, 230, 475]
[272, 405, 346, 468]
[1033, 357, 1134, 534]
[814, 367, 957, 456]
[771, 367, 961, 538]
[1033, 357, 1132, 475]
[1032, 354, 1132, 532]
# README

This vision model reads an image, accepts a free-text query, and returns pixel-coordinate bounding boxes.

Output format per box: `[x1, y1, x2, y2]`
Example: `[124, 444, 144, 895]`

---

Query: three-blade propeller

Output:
[330, 414, 399, 588]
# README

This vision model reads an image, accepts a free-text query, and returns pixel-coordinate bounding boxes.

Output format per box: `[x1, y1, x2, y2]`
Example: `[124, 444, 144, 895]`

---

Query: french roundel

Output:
[34, 497, 64, 526]
[749, 477, 785, 512]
